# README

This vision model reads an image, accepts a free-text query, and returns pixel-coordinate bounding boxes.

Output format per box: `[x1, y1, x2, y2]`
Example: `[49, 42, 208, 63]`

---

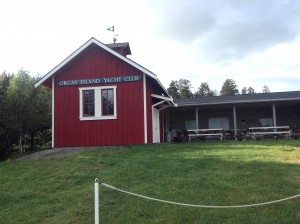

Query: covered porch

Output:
[163, 91, 300, 141]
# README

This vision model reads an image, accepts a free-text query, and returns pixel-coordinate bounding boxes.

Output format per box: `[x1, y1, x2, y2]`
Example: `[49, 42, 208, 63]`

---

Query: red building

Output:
[35, 37, 175, 148]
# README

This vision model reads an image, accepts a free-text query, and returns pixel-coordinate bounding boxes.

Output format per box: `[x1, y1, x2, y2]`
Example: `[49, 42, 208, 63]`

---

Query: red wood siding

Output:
[53, 44, 145, 147]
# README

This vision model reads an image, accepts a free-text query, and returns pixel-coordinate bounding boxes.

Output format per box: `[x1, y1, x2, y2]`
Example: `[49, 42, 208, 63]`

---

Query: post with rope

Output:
[95, 178, 99, 224]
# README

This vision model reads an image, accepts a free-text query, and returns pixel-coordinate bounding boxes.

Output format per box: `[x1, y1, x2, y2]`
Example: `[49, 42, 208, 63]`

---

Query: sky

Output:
[1, 0, 300, 93]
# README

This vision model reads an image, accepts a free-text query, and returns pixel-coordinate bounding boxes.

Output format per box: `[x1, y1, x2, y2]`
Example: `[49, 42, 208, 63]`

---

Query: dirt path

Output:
[16, 147, 101, 161]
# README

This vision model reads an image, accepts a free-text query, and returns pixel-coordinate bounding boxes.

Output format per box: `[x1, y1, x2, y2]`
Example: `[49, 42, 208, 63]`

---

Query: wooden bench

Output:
[187, 129, 224, 142]
[248, 126, 290, 140]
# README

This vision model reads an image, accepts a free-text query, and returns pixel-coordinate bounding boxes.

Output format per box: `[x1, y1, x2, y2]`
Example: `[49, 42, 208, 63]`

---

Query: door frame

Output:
[152, 108, 160, 143]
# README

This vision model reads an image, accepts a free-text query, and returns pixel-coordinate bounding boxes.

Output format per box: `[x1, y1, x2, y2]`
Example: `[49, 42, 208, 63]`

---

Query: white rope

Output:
[101, 183, 300, 208]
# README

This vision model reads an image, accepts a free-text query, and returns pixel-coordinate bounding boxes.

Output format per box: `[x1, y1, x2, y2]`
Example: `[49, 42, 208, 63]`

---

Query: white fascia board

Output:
[177, 97, 300, 107]
[35, 37, 159, 88]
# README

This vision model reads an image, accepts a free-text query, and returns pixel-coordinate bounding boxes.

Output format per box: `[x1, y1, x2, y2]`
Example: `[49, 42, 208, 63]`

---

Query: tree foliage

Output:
[0, 72, 13, 159]
[167, 80, 180, 99]
[262, 85, 270, 93]
[167, 79, 193, 98]
[194, 82, 216, 97]
[177, 79, 193, 98]
[241, 86, 256, 94]
[0, 69, 51, 159]
[220, 79, 239, 96]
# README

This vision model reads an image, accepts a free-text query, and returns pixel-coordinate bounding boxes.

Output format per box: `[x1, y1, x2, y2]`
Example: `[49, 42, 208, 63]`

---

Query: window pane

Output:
[102, 89, 114, 115]
[83, 90, 95, 116]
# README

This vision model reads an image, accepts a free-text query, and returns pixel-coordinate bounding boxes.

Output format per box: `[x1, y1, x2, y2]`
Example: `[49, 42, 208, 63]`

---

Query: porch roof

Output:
[174, 91, 300, 107]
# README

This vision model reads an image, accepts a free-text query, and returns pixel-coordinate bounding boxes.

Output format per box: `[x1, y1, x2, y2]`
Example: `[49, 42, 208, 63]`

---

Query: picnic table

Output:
[187, 128, 224, 142]
[248, 126, 290, 140]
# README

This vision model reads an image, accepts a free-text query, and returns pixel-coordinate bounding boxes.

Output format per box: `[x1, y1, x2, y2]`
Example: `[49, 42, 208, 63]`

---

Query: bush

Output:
[0, 134, 10, 160]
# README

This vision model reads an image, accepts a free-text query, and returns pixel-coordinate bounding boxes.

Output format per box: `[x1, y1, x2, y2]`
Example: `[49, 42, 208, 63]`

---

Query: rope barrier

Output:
[101, 182, 300, 208]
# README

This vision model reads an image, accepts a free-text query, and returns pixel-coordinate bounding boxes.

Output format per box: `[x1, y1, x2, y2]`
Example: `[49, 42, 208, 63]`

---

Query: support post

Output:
[195, 108, 199, 130]
[233, 105, 237, 140]
[95, 178, 99, 224]
[272, 103, 277, 127]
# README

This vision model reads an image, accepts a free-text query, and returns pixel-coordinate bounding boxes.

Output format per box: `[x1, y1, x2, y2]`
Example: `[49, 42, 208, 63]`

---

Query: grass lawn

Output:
[1, 140, 300, 224]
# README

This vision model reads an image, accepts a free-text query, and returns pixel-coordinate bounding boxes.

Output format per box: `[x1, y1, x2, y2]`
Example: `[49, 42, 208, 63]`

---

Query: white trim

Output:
[52, 76, 55, 148]
[233, 105, 237, 138]
[152, 108, 160, 143]
[80, 116, 117, 121]
[79, 85, 117, 121]
[143, 73, 148, 144]
[195, 108, 199, 129]
[178, 97, 300, 107]
[272, 103, 277, 127]
[35, 37, 165, 90]
[151, 94, 173, 102]
[151, 94, 176, 107]
[153, 100, 167, 108]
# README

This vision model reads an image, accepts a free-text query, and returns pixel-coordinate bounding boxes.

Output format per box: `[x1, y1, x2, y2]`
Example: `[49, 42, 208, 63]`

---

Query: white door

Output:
[152, 109, 160, 143]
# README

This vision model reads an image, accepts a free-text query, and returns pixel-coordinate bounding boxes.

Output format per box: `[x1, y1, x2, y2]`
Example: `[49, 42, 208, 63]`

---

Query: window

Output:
[79, 86, 117, 120]
[102, 89, 114, 116]
[83, 89, 95, 117]
[259, 118, 273, 127]
[185, 120, 196, 130]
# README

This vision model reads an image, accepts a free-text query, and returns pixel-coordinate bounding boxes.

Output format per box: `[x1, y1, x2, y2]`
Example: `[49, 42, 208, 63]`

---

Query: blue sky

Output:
[1, 0, 300, 93]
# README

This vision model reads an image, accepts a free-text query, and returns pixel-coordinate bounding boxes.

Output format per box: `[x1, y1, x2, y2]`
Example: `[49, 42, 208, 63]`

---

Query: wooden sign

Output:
[57, 75, 142, 86]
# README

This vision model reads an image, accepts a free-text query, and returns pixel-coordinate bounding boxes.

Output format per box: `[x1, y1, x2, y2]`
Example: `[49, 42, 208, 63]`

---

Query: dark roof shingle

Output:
[174, 91, 300, 107]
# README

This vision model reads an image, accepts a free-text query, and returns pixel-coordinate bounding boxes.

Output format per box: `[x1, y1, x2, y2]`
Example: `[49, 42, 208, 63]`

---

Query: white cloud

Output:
[1, 0, 300, 93]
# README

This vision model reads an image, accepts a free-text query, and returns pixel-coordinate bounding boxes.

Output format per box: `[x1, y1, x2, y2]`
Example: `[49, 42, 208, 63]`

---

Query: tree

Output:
[167, 80, 179, 99]
[241, 87, 247, 94]
[167, 79, 193, 98]
[220, 79, 239, 96]
[177, 78, 193, 98]
[194, 82, 216, 97]
[262, 85, 270, 93]
[0, 72, 13, 159]
[27, 77, 51, 149]
[242, 86, 256, 94]
[6, 69, 51, 152]
[247, 87, 255, 94]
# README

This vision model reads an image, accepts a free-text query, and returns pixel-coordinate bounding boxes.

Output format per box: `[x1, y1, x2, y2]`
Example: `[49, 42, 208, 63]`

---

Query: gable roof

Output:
[35, 37, 169, 96]
[174, 91, 300, 107]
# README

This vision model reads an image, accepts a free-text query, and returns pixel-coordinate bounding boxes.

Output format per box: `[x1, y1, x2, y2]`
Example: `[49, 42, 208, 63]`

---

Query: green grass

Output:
[1, 140, 300, 223]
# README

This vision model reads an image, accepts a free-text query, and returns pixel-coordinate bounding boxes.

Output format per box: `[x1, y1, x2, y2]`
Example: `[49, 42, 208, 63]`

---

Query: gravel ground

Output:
[16, 146, 101, 161]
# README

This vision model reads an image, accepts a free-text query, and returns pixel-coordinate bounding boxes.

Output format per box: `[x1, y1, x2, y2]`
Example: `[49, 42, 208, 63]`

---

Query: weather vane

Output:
[107, 26, 118, 43]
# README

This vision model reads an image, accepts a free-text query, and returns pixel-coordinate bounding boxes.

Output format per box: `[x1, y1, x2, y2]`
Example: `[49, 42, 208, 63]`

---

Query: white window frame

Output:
[79, 86, 117, 121]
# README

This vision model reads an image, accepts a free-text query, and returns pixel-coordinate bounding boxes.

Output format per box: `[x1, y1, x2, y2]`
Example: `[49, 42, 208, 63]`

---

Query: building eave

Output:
[35, 37, 162, 90]
[175, 97, 300, 107]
